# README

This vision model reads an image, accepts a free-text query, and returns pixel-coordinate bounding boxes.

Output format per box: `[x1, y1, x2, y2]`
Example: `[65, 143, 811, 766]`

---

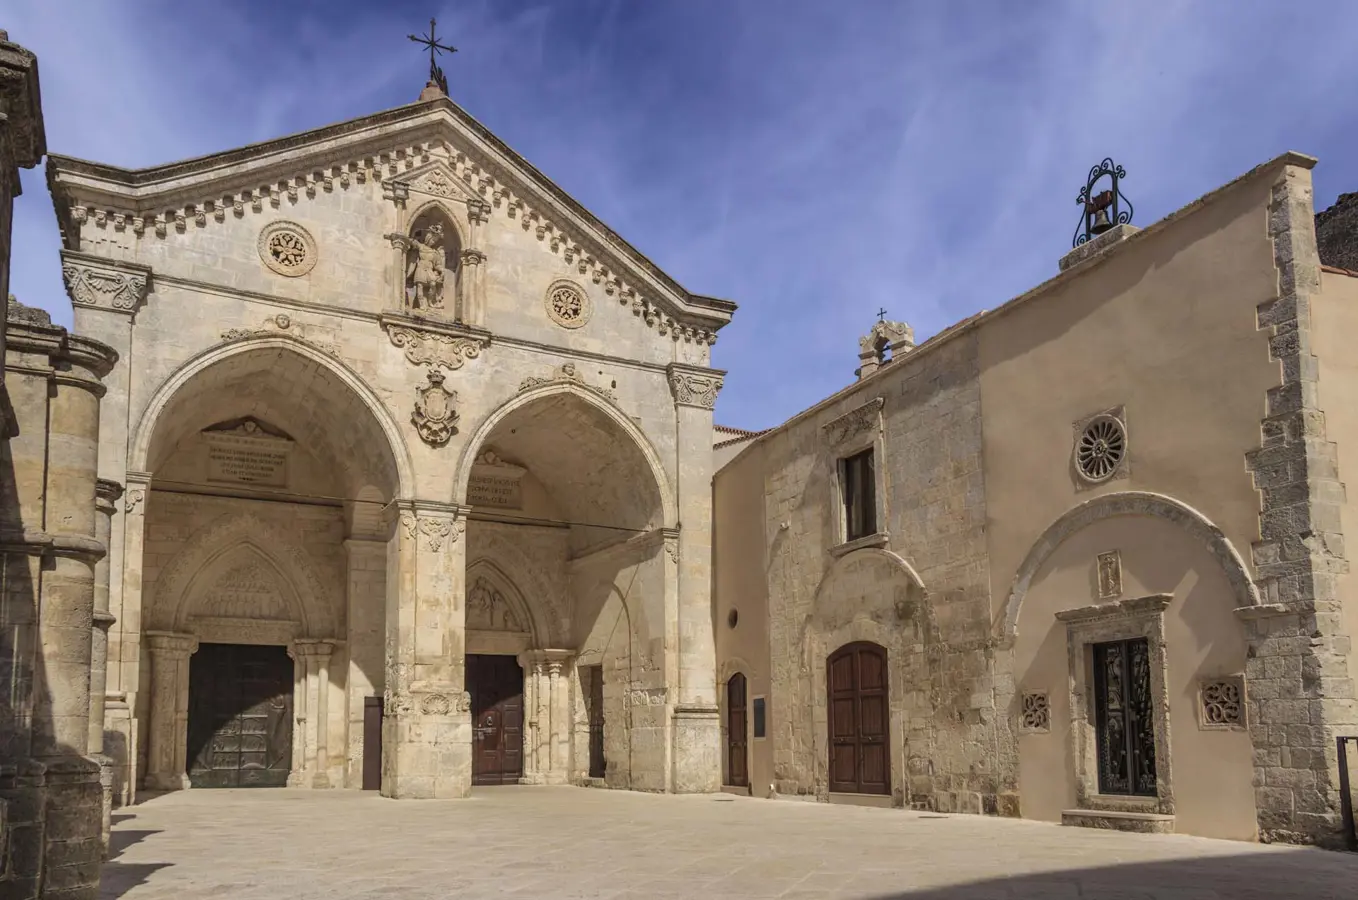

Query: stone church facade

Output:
[712, 153, 1358, 847]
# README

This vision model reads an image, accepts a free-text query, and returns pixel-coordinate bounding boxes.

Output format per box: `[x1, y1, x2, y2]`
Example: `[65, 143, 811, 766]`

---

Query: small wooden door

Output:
[726, 673, 749, 788]
[585, 665, 606, 779]
[468, 654, 524, 785]
[827, 642, 890, 795]
[187, 643, 293, 788]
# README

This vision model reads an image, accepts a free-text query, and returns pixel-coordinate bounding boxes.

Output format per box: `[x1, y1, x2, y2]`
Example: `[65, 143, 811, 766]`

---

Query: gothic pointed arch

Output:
[464, 557, 543, 647]
[1000, 490, 1261, 643]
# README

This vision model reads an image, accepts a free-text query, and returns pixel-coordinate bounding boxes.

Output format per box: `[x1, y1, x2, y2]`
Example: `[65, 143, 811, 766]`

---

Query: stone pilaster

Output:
[1243, 159, 1358, 847]
[289, 639, 336, 788]
[89, 478, 121, 858]
[109, 471, 150, 806]
[144, 632, 197, 792]
[342, 537, 386, 787]
[666, 363, 724, 794]
[381, 501, 471, 799]
[516, 652, 545, 784]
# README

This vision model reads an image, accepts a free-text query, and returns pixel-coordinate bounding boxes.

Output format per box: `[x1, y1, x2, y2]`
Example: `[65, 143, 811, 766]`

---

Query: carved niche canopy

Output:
[201, 417, 295, 489]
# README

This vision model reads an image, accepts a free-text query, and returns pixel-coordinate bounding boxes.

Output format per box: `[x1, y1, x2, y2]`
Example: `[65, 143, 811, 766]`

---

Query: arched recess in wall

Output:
[805, 548, 927, 632]
[129, 334, 414, 501]
[402, 198, 465, 314]
[152, 512, 336, 639]
[465, 556, 546, 649]
[1001, 490, 1260, 643]
[452, 380, 677, 529]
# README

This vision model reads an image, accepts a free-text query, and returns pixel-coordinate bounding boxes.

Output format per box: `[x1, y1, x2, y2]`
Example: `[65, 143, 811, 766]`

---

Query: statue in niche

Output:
[387, 214, 462, 316]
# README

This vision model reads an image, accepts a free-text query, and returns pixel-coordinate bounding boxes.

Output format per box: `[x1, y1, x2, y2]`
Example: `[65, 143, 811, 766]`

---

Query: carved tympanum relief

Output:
[199, 561, 290, 620]
[257, 220, 318, 277]
[467, 577, 524, 632]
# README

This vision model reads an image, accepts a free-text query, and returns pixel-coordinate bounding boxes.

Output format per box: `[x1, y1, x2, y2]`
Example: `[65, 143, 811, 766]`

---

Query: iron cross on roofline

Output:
[877, 307, 888, 323]
[409, 17, 457, 95]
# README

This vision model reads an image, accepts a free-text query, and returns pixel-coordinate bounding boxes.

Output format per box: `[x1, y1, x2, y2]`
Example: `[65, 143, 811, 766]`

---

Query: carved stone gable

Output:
[466, 578, 524, 632]
[398, 160, 480, 202]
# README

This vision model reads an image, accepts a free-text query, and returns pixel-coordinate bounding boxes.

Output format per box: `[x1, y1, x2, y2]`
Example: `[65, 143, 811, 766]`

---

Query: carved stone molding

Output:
[220, 313, 340, 357]
[124, 489, 146, 515]
[518, 361, 617, 402]
[412, 369, 459, 447]
[417, 515, 463, 553]
[667, 364, 724, 410]
[380, 313, 489, 371]
[60, 250, 152, 315]
[823, 397, 883, 446]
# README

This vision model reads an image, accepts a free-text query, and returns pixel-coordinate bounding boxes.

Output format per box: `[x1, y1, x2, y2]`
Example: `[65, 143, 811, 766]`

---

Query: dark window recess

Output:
[842, 448, 877, 542]
[752, 697, 766, 739]
[1093, 637, 1157, 796]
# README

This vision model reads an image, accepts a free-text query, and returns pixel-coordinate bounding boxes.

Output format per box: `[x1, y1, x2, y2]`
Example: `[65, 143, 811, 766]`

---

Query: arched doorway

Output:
[456, 382, 674, 789]
[130, 338, 407, 793]
[827, 642, 890, 795]
[725, 672, 749, 789]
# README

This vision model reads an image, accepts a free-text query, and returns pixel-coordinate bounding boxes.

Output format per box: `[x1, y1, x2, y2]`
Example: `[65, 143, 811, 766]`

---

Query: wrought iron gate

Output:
[1092, 638, 1157, 796]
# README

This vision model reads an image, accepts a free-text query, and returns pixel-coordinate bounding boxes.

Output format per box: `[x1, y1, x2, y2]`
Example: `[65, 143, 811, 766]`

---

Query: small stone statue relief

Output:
[387, 211, 461, 316]
[1096, 550, 1122, 600]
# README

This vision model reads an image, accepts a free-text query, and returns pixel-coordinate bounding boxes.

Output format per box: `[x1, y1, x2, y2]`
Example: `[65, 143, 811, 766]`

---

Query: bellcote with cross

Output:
[856, 309, 914, 381]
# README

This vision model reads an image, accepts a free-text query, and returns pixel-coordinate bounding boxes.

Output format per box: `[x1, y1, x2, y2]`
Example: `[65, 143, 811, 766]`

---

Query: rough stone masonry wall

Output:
[1315, 191, 1358, 272]
[765, 329, 1004, 813]
[1244, 163, 1358, 847]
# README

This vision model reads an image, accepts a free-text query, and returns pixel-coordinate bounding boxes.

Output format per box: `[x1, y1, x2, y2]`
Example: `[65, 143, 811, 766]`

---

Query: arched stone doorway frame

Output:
[799, 548, 925, 803]
[716, 656, 753, 790]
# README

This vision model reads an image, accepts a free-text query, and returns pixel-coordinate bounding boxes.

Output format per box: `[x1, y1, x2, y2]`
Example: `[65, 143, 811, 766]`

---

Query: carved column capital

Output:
[60, 250, 152, 316]
[460, 248, 486, 267]
[289, 638, 335, 659]
[145, 631, 198, 658]
[95, 478, 124, 515]
[666, 363, 725, 410]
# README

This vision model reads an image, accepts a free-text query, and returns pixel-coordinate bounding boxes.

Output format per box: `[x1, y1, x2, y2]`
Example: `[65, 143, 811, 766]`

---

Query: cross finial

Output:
[877, 307, 888, 323]
[408, 17, 457, 96]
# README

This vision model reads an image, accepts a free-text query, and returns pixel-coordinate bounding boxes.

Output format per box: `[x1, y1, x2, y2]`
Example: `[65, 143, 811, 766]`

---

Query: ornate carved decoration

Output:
[457, 691, 472, 713]
[1020, 692, 1050, 733]
[1097, 550, 1123, 600]
[518, 362, 617, 402]
[467, 577, 525, 632]
[400, 513, 417, 540]
[667, 366, 723, 409]
[386, 224, 449, 313]
[1199, 676, 1245, 729]
[823, 397, 884, 446]
[60, 252, 151, 314]
[1074, 407, 1128, 485]
[417, 515, 462, 552]
[199, 560, 290, 621]
[124, 489, 146, 515]
[412, 369, 459, 446]
[420, 692, 452, 716]
[858, 319, 914, 356]
[257, 220, 318, 277]
[545, 279, 591, 329]
[380, 315, 488, 371]
[220, 313, 340, 357]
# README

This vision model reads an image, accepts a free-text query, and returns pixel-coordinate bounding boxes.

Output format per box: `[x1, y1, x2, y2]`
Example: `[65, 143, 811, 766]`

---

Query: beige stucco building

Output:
[712, 153, 1358, 847]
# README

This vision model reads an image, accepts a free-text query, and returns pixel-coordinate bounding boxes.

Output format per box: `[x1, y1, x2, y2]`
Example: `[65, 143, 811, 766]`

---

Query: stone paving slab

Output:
[99, 786, 1358, 899]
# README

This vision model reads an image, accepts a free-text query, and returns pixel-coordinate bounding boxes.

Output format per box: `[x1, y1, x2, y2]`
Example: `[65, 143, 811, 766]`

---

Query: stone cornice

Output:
[666, 363, 725, 410]
[45, 98, 734, 342]
[0, 34, 46, 172]
[60, 250, 152, 316]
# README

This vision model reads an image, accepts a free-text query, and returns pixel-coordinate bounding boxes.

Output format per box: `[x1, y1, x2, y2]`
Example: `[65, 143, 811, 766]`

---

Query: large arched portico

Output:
[452, 382, 707, 792]
[125, 337, 408, 794]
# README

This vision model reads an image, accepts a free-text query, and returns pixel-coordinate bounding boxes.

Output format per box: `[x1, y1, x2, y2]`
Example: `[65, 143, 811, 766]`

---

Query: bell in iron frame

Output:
[1089, 205, 1113, 235]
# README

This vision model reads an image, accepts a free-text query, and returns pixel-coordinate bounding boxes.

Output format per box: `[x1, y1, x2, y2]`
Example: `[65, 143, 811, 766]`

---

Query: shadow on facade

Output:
[862, 846, 1358, 900]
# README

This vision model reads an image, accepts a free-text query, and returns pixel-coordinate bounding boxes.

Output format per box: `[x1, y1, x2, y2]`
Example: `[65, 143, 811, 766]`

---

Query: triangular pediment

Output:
[47, 97, 734, 339]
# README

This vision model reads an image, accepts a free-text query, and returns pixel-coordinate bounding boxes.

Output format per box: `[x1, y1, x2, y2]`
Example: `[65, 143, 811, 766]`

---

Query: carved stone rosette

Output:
[412, 369, 460, 447]
[667, 364, 724, 409]
[60, 250, 152, 315]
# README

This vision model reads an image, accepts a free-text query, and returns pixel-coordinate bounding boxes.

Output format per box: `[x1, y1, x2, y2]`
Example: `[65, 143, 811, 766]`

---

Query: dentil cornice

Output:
[666, 363, 724, 410]
[60, 249, 151, 316]
[46, 102, 733, 345]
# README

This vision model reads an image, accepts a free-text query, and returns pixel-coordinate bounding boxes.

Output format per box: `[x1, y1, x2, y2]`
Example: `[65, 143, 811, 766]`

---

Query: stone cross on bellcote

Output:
[409, 17, 457, 99]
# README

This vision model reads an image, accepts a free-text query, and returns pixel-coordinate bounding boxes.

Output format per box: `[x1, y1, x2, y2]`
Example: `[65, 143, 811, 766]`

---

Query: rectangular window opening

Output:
[842, 448, 877, 542]
[752, 697, 766, 739]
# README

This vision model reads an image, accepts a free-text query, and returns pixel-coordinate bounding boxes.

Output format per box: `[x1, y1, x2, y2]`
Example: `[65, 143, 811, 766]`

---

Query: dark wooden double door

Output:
[468, 654, 524, 785]
[828, 642, 890, 795]
[187, 643, 293, 788]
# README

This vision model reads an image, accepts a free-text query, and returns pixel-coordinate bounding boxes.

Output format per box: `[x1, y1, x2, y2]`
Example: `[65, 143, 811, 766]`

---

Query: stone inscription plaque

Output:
[206, 435, 291, 488]
[468, 474, 522, 509]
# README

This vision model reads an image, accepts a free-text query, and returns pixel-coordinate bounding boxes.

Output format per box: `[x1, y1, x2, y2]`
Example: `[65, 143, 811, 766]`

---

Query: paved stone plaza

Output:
[100, 787, 1358, 899]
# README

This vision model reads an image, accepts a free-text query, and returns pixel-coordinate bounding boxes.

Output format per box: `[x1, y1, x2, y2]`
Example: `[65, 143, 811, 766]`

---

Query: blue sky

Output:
[8, 1, 1358, 430]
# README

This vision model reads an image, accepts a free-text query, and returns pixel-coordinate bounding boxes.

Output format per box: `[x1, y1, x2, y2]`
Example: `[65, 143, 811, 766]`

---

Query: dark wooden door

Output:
[827, 642, 890, 795]
[585, 665, 606, 779]
[468, 654, 524, 785]
[187, 643, 293, 788]
[726, 673, 749, 788]
[1093, 637, 1157, 796]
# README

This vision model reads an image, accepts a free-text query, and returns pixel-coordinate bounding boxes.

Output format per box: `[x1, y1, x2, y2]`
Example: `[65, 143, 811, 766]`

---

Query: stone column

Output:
[343, 537, 386, 787]
[291, 640, 335, 788]
[113, 470, 151, 802]
[144, 632, 197, 791]
[460, 199, 489, 327]
[666, 364, 725, 794]
[539, 650, 574, 784]
[517, 652, 543, 784]
[286, 643, 308, 788]
[89, 477, 121, 857]
[381, 502, 471, 799]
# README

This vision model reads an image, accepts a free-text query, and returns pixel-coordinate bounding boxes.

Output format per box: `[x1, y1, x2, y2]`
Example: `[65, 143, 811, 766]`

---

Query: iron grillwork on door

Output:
[1092, 637, 1157, 796]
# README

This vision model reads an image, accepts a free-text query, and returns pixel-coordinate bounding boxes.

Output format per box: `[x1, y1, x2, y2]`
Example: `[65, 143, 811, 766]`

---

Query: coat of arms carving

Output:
[412, 369, 459, 446]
